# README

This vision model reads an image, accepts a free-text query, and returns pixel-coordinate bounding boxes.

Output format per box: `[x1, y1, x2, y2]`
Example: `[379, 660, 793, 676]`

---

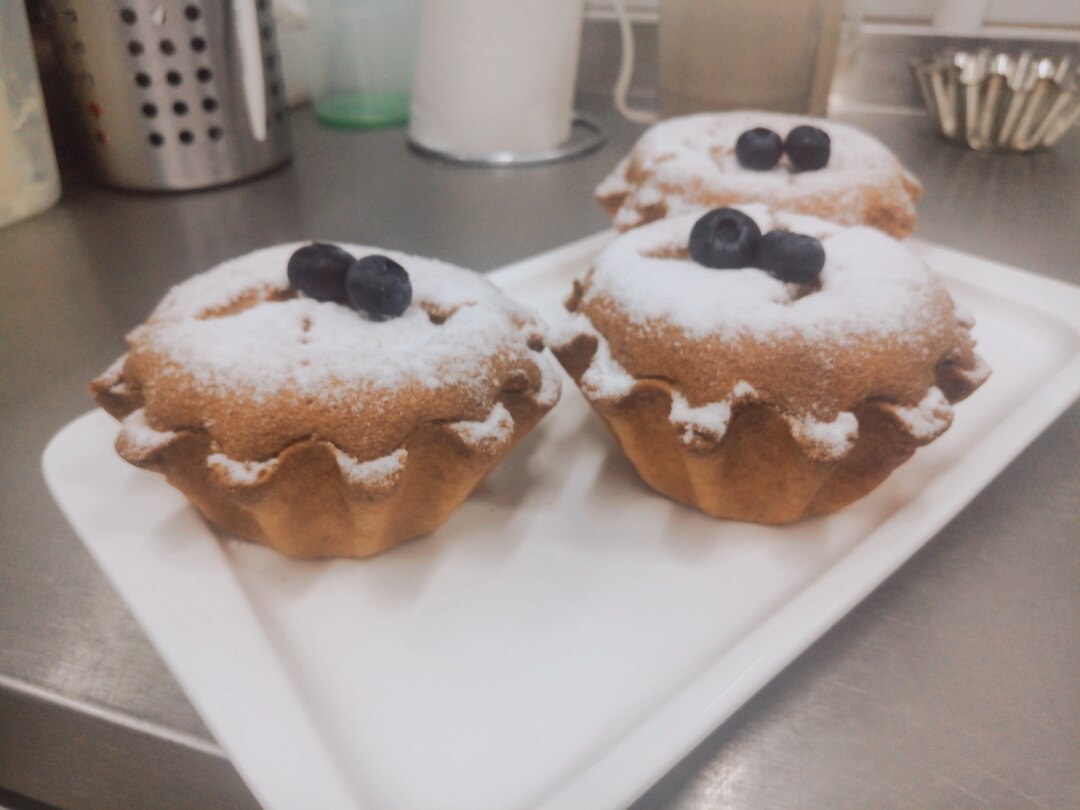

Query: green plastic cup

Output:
[311, 0, 421, 130]
[315, 92, 411, 129]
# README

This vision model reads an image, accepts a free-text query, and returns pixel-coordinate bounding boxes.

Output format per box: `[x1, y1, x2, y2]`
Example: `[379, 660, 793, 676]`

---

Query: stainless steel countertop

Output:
[1, 97, 1077, 810]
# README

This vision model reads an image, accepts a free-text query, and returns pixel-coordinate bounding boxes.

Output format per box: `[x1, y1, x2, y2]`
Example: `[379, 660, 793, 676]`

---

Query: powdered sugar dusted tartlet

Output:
[597, 111, 922, 237]
[92, 243, 561, 558]
[552, 207, 988, 523]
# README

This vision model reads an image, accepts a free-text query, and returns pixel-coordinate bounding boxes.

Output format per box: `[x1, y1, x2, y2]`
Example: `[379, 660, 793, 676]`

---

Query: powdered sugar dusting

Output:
[668, 379, 760, 444]
[958, 355, 992, 388]
[557, 207, 975, 460]
[953, 303, 976, 330]
[136, 243, 554, 405]
[732, 380, 757, 398]
[96, 354, 133, 397]
[207, 453, 278, 486]
[670, 392, 732, 443]
[558, 203, 986, 462]
[614, 207, 646, 231]
[332, 446, 407, 487]
[596, 156, 631, 199]
[549, 312, 595, 350]
[118, 408, 177, 455]
[787, 411, 859, 460]
[635, 184, 666, 208]
[587, 208, 942, 343]
[580, 331, 637, 401]
[600, 110, 918, 228]
[449, 402, 514, 449]
[534, 357, 562, 408]
[101, 354, 127, 386]
[887, 386, 953, 442]
[551, 312, 639, 401]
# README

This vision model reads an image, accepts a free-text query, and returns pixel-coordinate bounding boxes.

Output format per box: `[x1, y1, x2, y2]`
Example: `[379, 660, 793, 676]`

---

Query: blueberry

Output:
[784, 125, 831, 172]
[346, 255, 412, 320]
[688, 208, 762, 269]
[754, 230, 825, 284]
[735, 127, 783, 171]
[287, 243, 353, 303]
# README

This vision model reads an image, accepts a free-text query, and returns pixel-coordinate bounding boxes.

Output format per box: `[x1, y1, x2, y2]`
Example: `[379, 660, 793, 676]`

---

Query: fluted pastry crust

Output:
[92, 244, 560, 557]
[552, 208, 988, 523]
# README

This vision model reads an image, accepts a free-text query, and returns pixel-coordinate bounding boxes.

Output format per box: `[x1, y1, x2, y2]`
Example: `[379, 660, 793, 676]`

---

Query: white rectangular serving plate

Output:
[44, 233, 1080, 810]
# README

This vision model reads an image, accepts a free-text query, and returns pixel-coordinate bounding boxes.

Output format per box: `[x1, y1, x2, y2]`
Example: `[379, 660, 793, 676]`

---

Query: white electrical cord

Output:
[611, 0, 659, 124]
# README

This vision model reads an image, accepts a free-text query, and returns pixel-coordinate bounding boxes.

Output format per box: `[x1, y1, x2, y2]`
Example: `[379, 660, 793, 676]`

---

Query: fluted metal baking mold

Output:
[911, 49, 1079, 152]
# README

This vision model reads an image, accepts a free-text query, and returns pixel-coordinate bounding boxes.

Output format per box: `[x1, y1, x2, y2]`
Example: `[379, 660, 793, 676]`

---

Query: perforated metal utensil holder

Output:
[48, 0, 291, 191]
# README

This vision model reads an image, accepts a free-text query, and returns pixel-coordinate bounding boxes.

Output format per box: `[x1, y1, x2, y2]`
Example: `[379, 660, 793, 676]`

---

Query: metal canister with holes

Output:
[46, 0, 291, 191]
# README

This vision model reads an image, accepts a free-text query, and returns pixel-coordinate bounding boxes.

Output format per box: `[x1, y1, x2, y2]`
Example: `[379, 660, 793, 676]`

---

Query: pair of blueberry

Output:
[688, 208, 825, 284]
[287, 243, 412, 320]
[735, 125, 831, 172]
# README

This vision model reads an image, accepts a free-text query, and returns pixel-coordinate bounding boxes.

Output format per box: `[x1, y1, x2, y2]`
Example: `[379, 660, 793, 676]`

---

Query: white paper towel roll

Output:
[409, 0, 585, 156]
